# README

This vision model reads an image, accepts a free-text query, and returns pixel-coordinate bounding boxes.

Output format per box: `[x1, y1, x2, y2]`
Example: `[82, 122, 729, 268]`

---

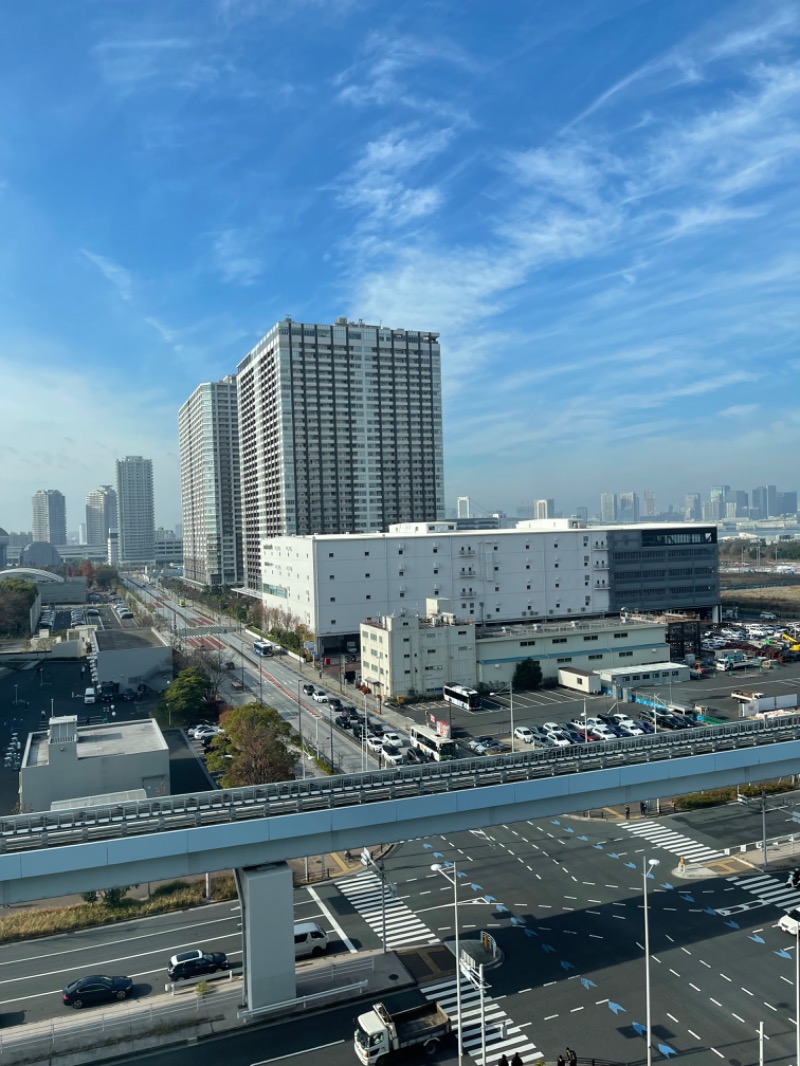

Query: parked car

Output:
[366, 735, 385, 753]
[382, 732, 403, 749]
[779, 909, 800, 935]
[167, 949, 229, 981]
[302, 684, 315, 695]
[468, 735, 495, 751]
[475, 738, 503, 755]
[513, 726, 535, 744]
[62, 974, 133, 1009]
[312, 691, 328, 703]
[187, 722, 215, 738]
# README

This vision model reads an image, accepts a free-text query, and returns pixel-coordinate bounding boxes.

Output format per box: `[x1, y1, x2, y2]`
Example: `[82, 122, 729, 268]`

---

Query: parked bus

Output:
[253, 640, 274, 657]
[442, 684, 482, 712]
[409, 725, 457, 762]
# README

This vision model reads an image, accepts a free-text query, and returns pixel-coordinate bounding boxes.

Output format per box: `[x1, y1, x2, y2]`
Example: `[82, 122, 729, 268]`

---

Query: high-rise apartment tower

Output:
[115, 456, 155, 563]
[31, 490, 66, 545]
[179, 376, 242, 588]
[237, 317, 444, 591]
[85, 485, 117, 547]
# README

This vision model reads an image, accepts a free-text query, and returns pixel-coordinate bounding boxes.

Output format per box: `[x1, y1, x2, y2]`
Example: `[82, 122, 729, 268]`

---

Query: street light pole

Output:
[644, 856, 660, 1066]
[431, 861, 463, 1066]
[297, 679, 305, 780]
[509, 677, 515, 752]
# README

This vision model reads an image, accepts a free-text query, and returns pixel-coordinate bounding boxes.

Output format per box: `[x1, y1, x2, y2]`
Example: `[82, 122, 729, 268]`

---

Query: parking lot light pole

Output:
[644, 856, 660, 1066]
[297, 679, 305, 780]
[431, 861, 463, 1066]
[509, 678, 515, 752]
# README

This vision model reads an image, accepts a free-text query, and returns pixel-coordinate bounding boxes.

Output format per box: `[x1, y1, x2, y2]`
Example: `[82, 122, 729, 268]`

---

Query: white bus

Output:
[409, 725, 458, 762]
[442, 684, 481, 711]
[253, 640, 274, 657]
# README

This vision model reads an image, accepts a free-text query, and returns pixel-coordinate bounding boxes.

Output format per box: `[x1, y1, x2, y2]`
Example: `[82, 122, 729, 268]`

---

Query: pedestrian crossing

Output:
[336, 871, 543, 1063]
[421, 975, 543, 1065]
[726, 871, 800, 913]
[621, 819, 725, 865]
[336, 871, 438, 949]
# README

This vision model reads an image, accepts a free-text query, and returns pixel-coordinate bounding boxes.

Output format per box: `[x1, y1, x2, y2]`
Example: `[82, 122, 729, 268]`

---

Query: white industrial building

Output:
[360, 603, 669, 700]
[260, 518, 719, 654]
[20, 717, 169, 814]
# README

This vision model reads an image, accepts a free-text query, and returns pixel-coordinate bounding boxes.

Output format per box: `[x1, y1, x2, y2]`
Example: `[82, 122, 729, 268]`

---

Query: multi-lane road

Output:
[7, 810, 800, 1065]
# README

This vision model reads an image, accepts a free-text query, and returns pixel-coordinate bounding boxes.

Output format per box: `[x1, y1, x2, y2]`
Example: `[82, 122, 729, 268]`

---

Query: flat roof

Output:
[94, 628, 167, 651]
[51, 789, 147, 811]
[24, 720, 167, 768]
[599, 662, 688, 680]
[262, 521, 711, 544]
[477, 617, 665, 640]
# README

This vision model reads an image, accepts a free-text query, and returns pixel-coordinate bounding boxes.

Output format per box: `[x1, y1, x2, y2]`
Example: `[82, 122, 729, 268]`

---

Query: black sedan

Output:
[62, 974, 133, 1009]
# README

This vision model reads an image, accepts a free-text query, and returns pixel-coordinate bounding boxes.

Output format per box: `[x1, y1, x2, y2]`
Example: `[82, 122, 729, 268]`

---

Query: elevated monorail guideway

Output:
[0, 715, 799, 906]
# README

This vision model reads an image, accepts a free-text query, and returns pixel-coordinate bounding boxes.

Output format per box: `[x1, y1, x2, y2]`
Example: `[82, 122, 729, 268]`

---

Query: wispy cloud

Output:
[93, 36, 195, 90]
[80, 249, 135, 302]
[211, 228, 264, 286]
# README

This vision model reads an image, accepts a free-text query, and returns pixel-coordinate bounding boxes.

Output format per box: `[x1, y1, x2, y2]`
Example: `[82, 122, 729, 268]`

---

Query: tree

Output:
[188, 647, 227, 699]
[513, 658, 543, 691]
[0, 579, 37, 638]
[157, 667, 211, 728]
[77, 559, 96, 584]
[206, 702, 296, 787]
[93, 564, 119, 589]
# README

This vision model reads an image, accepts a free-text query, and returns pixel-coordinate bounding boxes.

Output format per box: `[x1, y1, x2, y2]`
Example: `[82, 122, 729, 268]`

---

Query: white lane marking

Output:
[670, 970, 681, 978]
[665, 935, 674, 943]
[667, 1013, 679, 1023]
[710, 998, 721, 1007]
[732, 1013, 745, 1023]
[710, 1048, 724, 1058]
[700, 960, 711, 969]
[689, 984, 701, 992]
[544, 1014, 559, 1021]
[252, 1040, 345, 1064]
[742, 987, 754, 996]
[765, 1002, 778, 1012]
[570, 1007, 584, 1012]
[307, 886, 357, 954]
[682, 947, 692, 955]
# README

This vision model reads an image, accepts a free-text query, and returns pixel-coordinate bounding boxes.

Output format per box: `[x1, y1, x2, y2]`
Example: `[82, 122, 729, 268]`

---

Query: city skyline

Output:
[1, 2, 799, 529]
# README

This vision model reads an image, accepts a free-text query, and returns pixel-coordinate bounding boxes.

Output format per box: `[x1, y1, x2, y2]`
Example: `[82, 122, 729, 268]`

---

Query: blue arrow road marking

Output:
[564, 827, 574, 833]
[775, 949, 793, 959]
[679, 893, 694, 902]
[470, 884, 482, 892]
[593, 844, 604, 850]
[661, 882, 674, 891]
[550, 819, 561, 825]
[578, 835, 588, 841]
[632, 1022, 647, 1036]
[525, 928, 539, 938]
[580, 977, 597, 989]
[724, 920, 740, 929]
[541, 944, 556, 954]
[625, 862, 636, 869]
[749, 935, 765, 944]
[657, 1042, 678, 1057]
[703, 907, 717, 915]
[560, 960, 575, 971]
[510, 916, 525, 926]
[609, 852, 620, 859]
[608, 1002, 626, 1015]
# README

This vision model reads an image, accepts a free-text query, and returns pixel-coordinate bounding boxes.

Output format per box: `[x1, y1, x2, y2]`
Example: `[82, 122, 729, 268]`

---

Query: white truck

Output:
[354, 1001, 451, 1064]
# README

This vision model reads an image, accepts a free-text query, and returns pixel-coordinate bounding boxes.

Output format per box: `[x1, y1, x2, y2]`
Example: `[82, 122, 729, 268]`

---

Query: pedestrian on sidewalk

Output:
[510, 1053, 523, 1066]
[640, 800, 647, 815]
[567, 1048, 578, 1065]
[624, 804, 630, 819]
[496, 1055, 509, 1066]
[557, 1054, 566, 1066]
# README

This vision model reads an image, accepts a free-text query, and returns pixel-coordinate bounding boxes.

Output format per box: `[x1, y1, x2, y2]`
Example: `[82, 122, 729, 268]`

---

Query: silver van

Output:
[293, 921, 328, 958]
[83, 687, 96, 705]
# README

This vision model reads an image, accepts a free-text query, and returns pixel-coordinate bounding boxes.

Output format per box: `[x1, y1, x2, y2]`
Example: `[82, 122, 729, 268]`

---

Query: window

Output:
[328, 552, 334, 557]
[556, 656, 572, 663]
[619, 650, 633, 658]
[329, 575, 335, 580]
[588, 653, 602, 660]
[614, 632, 628, 639]
[552, 637, 567, 644]
[364, 551, 370, 556]
[583, 635, 598, 642]
[366, 594, 371, 600]
[365, 573, 370, 578]
[330, 597, 335, 602]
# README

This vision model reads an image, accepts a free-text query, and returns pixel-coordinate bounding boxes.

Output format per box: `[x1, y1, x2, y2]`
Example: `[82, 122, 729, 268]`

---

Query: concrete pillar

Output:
[234, 862, 295, 1010]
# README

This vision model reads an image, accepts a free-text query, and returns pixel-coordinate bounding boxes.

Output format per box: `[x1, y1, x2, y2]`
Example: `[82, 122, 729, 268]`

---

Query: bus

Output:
[253, 640, 274, 657]
[409, 725, 458, 762]
[442, 684, 482, 712]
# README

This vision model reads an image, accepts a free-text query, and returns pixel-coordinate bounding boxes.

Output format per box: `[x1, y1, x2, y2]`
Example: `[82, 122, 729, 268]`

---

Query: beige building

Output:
[20, 717, 169, 814]
[362, 609, 671, 699]
[360, 603, 477, 699]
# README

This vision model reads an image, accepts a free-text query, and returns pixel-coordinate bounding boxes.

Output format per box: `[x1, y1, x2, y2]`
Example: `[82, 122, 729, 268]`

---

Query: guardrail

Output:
[3, 715, 800, 855]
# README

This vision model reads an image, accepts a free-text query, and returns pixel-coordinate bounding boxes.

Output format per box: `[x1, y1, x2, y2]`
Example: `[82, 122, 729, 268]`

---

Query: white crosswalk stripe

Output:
[621, 820, 725, 864]
[337, 872, 543, 1062]
[421, 976, 543, 1064]
[726, 872, 800, 912]
[337, 872, 437, 948]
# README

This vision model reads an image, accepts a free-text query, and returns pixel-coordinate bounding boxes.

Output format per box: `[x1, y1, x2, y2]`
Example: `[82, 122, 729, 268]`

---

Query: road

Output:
[8, 810, 800, 1064]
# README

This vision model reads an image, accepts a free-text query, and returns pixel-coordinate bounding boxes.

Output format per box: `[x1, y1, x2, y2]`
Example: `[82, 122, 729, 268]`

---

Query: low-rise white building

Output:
[360, 601, 477, 699]
[20, 716, 169, 814]
[597, 662, 690, 689]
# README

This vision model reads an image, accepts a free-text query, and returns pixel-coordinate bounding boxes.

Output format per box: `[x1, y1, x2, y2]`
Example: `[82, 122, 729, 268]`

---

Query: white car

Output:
[589, 724, 614, 740]
[779, 910, 800, 935]
[312, 691, 329, 703]
[381, 749, 404, 766]
[194, 726, 224, 741]
[382, 732, 403, 749]
[366, 735, 384, 753]
[513, 726, 535, 744]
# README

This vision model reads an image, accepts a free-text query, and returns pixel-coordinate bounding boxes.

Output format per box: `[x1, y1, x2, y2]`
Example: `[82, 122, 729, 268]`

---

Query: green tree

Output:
[101, 886, 130, 908]
[206, 702, 296, 787]
[0, 579, 37, 638]
[513, 658, 543, 691]
[157, 667, 211, 728]
[93, 565, 119, 589]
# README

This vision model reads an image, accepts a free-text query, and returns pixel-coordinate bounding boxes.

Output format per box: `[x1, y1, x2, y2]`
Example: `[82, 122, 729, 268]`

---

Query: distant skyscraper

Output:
[751, 486, 768, 520]
[734, 490, 749, 517]
[574, 506, 589, 523]
[535, 498, 554, 519]
[767, 484, 778, 518]
[618, 492, 640, 523]
[115, 456, 155, 563]
[31, 490, 66, 545]
[179, 376, 242, 588]
[778, 491, 798, 516]
[600, 493, 617, 523]
[642, 490, 656, 517]
[237, 317, 444, 592]
[684, 493, 701, 522]
[85, 485, 118, 547]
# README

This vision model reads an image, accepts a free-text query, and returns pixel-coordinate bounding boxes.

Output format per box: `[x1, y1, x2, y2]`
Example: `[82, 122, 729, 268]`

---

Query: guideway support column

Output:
[234, 861, 295, 1010]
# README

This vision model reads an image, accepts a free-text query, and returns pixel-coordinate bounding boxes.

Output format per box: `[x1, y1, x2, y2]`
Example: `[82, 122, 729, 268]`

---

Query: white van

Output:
[293, 921, 328, 958]
[83, 687, 96, 705]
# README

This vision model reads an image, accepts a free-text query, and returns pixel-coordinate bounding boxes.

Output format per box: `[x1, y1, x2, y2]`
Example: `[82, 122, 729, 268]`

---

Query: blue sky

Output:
[1, 0, 799, 532]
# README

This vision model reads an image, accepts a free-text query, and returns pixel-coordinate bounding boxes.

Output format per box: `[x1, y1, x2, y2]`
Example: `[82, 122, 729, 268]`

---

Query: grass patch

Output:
[0, 874, 237, 945]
